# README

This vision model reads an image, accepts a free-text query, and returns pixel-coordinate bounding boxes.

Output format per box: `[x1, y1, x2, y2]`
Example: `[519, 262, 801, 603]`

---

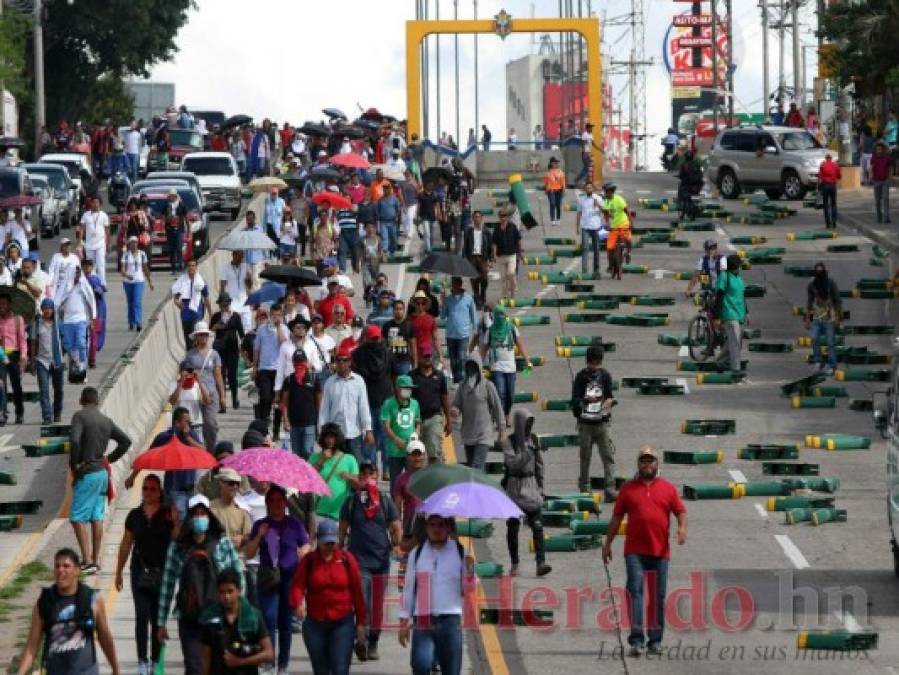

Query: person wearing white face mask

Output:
[381, 375, 422, 494]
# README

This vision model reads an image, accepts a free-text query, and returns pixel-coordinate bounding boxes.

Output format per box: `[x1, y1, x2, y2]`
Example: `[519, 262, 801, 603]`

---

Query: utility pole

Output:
[777, 0, 786, 103]
[453, 0, 460, 147]
[473, 0, 479, 147]
[726, 0, 733, 122]
[435, 0, 441, 141]
[0, 0, 5, 138]
[34, 0, 45, 154]
[711, 0, 718, 131]
[791, 0, 801, 104]
[761, 0, 769, 116]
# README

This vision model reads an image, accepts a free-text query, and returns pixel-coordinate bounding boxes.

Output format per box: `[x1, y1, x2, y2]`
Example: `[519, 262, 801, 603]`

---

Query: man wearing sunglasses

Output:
[602, 446, 687, 658]
[318, 345, 374, 463]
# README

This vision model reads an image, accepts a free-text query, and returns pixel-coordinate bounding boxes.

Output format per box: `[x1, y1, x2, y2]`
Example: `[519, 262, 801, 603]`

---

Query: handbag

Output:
[134, 553, 163, 591]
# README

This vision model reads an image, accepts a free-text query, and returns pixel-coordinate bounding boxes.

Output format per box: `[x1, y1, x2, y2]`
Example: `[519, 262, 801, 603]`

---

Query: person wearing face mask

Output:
[157, 494, 244, 675]
[381, 375, 422, 493]
[602, 447, 687, 658]
[450, 353, 504, 471]
[713, 254, 748, 378]
[804, 262, 841, 375]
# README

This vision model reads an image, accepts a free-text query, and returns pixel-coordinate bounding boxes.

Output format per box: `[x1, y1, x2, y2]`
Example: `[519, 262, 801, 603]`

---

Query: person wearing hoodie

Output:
[353, 324, 394, 478]
[29, 298, 65, 424]
[503, 409, 552, 578]
[450, 353, 504, 470]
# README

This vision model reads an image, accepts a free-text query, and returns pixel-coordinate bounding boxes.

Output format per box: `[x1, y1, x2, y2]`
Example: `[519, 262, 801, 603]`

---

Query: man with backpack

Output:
[684, 239, 726, 296]
[17, 548, 121, 675]
[399, 513, 474, 675]
[571, 346, 617, 499]
[339, 459, 402, 662]
[157, 494, 244, 675]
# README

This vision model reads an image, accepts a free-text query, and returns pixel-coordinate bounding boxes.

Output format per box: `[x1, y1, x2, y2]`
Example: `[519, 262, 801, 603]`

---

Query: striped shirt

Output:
[336, 209, 358, 231]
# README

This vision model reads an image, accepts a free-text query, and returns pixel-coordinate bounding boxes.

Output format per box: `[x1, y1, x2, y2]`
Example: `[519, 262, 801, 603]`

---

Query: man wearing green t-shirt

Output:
[714, 254, 748, 377]
[309, 423, 360, 520]
[381, 375, 422, 493]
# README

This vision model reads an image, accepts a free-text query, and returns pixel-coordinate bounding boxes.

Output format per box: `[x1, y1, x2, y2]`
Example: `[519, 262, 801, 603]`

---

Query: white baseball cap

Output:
[188, 494, 210, 510]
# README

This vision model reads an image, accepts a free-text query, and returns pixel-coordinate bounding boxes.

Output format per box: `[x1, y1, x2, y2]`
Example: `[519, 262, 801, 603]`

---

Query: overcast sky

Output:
[149, 0, 819, 145]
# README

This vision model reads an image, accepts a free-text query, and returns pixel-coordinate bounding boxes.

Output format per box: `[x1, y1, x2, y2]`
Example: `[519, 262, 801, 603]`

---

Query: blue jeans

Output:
[259, 565, 296, 668]
[62, 321, 88, 366]
[126, 153, 139, 183]
[338, 228, 359, 272]
[36, 362, 63, 422]
[625, 554, 669, 647]
[289, 425, 316, 459]
[359, 563, 390, 646]
[123, 281, 145, 328]
[547, 189, 563, 221]
[365, 404, 387, 470]
[411, 614, 463, 675]
[379, 221, 397, 254]
[445, 337, 469, 384]
[420, 220, 436, 254]
[490, 370, 516, 417]
[810, 319, 837, 368]
[302, 613, 355, 675]
[345, 435, 364, 464]
[581, 229, 602, 274]
[463, 444, 490, 471]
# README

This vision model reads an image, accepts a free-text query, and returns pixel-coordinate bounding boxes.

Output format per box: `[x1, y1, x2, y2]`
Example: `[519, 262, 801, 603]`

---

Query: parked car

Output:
[181, 152, 242, 219]
[30, 175, 62, 237]
[0, 167, 42, 242]
[144, 171, 206, 211]
[37, 152, 97, 208]
[23, 162, 77, 227]
[148, 128, 203, 172]
[116, 186, 209, 264]
[705, 125, 827, 200]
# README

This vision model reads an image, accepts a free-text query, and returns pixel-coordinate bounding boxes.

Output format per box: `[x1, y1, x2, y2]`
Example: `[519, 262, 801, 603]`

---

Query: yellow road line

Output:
[442, 434, 510, 675]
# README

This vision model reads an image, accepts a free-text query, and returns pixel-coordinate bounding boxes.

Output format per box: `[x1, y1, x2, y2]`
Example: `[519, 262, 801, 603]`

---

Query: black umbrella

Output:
[422, 166, 453, 184]
[0, 286, 36, 322]
[0, 136, 25, 149]
[322, 108, 347, 120]
[353, 118, 380, 130]
[332, 125, 366, 140]
[419, 253, 478, 279]
[259, 265, 322, 287]
[308, 166, 343, 182]
[298, 122, 331, 137]
[222, 114, 252, 130]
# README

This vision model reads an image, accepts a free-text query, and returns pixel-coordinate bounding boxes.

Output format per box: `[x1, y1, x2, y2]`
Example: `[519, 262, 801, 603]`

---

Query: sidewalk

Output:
[834, 187, 899, 255]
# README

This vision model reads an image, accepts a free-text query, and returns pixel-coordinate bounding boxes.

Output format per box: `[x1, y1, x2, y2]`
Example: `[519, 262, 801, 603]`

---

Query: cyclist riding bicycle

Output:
[601, 182, 633, 270]
[677, 151, 703, 217]
[685, 239, 726, 296]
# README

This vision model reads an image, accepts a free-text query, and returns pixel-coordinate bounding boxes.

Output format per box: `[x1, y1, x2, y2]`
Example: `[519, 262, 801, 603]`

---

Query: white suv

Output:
[181, 152, 242, 219]
[706, 126, 827, 200]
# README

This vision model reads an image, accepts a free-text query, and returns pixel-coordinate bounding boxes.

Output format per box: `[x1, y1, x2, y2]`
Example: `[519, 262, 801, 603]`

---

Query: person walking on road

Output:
[56, 264, 96, 382]
[253, 303, 288, 428]
[210, 293, 245, 410]
[410, 344, 450, 465]
[318, 344, 374, 462]
[714, 254, 748, 377]
[503, 409, 552, 578]
[339, 459, 402, 662]
[17, 548, 121, 675]
[210, 467, 253, 555]
[451, 353, 504, 470]
[440, 276, 477, 384]
[185, 321, 227, 450]
[172, 258, 212, 349]
[576, 181, 604, 275]
[352, 324, 393, 475]
[602, 446, 687, 658]
[818, 153, 841, 229]
[310, 424, 360, 521]
[383, 298, 416, 376]
[157, 495, 244, 675]
[871, 141, 892, 224]
[479, 305, 531, 426]
[462, 211, 492, 308]
[164, 189, 189, 273]
[571, 346, 617, 498]
[120, 235, 154, 331]
[69, 386, 132, 574]
[78, 197, 111, 287]
[382, 374, 422, 490]
[805, 262, 842, 375]
[114, 474, 179, 675]
[245, 485, 311, 674]
[279, 348, 320, 459]
[491, 208, 521, 301]
[30, 298, 65, 424]
[544, 157, 565, 226]
[398, 513, 474, 675]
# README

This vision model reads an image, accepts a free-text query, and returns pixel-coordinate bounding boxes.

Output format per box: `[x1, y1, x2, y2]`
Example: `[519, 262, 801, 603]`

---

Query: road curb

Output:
[839, 209, 899, 255]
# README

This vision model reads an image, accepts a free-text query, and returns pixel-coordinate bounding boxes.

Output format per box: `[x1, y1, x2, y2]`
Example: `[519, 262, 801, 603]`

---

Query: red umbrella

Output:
[330, 153, 370, 170]
[132, 436, 218, 471]
[361, 107, 383, 121]
[0, 195, 42, 209]
[312, 191, 352, 210]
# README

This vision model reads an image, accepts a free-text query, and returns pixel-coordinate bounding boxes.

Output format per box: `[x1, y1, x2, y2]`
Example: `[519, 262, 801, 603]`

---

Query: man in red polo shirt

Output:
[818, 153, 842, 229]
[602, 445, 687, 658]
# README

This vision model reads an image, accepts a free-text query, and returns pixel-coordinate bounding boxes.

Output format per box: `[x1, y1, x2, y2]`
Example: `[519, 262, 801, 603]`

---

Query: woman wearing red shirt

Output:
[408, 291, 438, 368]
[290, 519, 365, 674]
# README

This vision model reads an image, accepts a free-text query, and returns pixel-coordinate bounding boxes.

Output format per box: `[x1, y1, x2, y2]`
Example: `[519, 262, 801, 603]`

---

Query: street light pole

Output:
[34, 0, 45, 155]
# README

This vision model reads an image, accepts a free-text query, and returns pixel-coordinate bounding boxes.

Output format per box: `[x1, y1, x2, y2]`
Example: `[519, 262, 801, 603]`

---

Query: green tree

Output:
[820, 0, 899, 96]
[40, 0, 194, 125]
[0, 11, 33, 124]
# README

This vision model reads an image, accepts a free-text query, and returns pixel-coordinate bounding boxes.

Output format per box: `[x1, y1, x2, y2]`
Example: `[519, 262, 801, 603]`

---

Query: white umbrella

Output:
[218, 229, 277, 251]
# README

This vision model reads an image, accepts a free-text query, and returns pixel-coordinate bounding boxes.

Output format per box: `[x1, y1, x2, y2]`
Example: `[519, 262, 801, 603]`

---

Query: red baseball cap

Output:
[335, 344, 354, 359]
[418, 342, 433, 356]
[364, 324, 381, 340]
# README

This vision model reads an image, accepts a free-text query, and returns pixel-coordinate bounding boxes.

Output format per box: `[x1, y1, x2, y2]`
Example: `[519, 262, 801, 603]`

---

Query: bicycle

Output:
[687, 288, 720, 361]
[608, 231, 627, 280]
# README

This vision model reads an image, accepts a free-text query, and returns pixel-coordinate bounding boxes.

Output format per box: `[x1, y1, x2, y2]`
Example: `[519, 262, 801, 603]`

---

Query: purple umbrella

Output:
[418, 482, 523, 520]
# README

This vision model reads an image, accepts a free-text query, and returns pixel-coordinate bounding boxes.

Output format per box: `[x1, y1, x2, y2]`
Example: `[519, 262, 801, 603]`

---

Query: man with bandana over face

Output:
[602, 446, 687, 659]
[804, 262, 841, 375]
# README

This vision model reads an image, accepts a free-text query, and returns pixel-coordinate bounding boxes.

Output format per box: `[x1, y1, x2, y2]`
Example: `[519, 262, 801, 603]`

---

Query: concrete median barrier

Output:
[796, 631, 877, 651]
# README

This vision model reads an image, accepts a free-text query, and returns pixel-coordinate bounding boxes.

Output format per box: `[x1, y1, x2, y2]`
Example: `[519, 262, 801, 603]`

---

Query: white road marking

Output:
[0, 432, 17, 457]
[754, 503, 769, 519]
[678, 346, 689, 358]
[714, 226, 737, 252]
[674, 377, 690, 394]
[774, 534, 811, 569]
[535, 284, 555, 298]
[564, 259, 579, 274]
[728, 469, 747, 483]
[636, 189, 652, 194]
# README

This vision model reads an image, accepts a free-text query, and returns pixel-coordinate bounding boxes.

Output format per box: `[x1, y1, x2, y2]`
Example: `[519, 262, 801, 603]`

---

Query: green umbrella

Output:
[0, 285, 35, 322]
[407, 463, 502, 500]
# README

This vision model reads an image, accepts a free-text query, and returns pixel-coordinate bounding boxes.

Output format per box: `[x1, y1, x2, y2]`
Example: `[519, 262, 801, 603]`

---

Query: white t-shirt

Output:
[582, 131, 594, 150]
[274, 336, 323, 391]
[80, 210, 109, 250]
[6, 220, 30, 254]
[121, 250, 147, 283]
[578, 194, 605, 231]
[49, 252, 80, 294]
[61, 284, 89, 323]
[472, 228, 484, 256]
[124, 129, 141, 155]
[308, 332, 336, 370]
[168, 381, 203, 424]
[219, 262, 252, 304]
[280, 219, 298, 246]
[172, 273, 207, 313]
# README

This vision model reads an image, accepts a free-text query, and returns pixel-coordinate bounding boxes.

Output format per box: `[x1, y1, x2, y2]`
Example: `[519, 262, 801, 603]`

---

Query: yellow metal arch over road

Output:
[405, 17, 604, 181]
